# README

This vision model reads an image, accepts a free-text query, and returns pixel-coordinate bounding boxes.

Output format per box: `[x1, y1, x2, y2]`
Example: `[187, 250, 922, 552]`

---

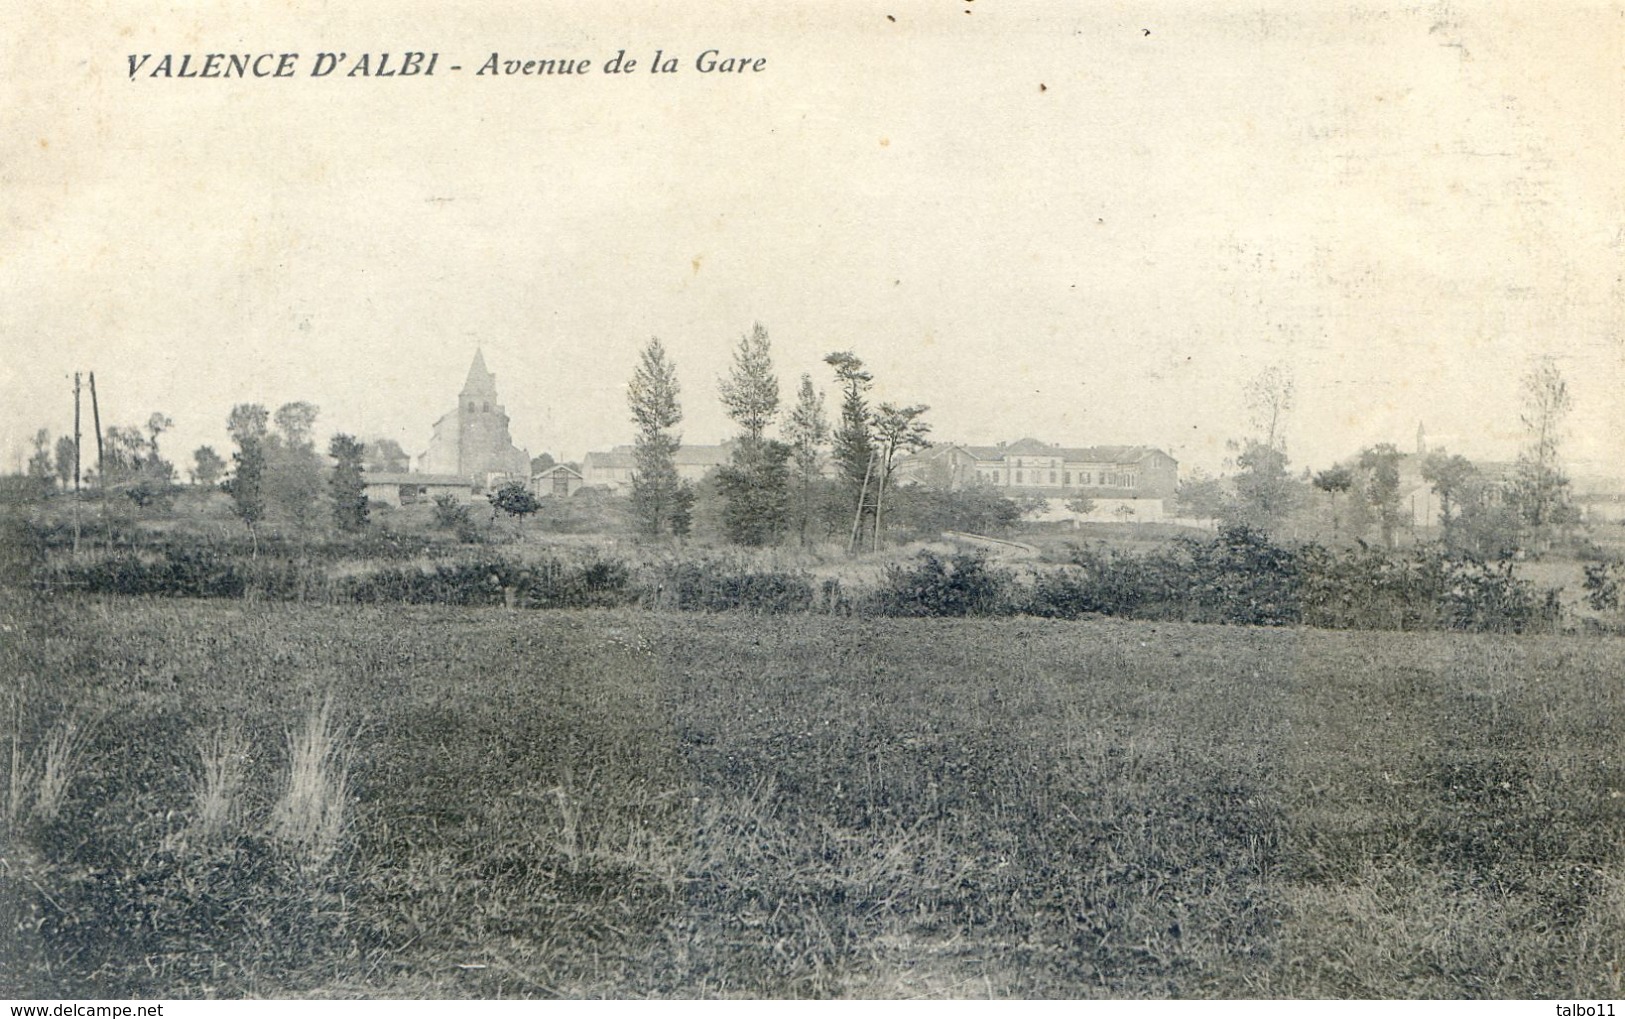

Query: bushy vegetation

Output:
[874, 550, 1018, 617]
[4, 600, 1623, 997]
[650, 555, 817, 614]
[20, 522, 1569, 635]
[347, 553, 633, 610]
[1022, 528, 1560, 634]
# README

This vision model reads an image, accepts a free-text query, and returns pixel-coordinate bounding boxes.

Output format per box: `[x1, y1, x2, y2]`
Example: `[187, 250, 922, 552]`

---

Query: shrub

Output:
[653, 557, 816, 614]
[1027, 530, 1553, 634]
[344, 552, 634, 610]
[1299, 545, 1552, 634]
[1030, 543, 1192, 620]
[876, 550, 1017, 617]
[1584, 559, 1622, 614]
[431, 493, 474, 532]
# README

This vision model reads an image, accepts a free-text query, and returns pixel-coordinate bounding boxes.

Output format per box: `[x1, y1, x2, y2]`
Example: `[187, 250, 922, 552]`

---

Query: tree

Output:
[825, 351, 876, 550]
[363, 438, 411, 474]
[1509, 356, 1577, 549]
[1225, 367, 1298, 535]
[1312, 465, 1355, 537]
[145, 413, 174, 463]
[101, 426, 145, 479]
[488, 481, 540, 524]
[97, 414, 175, 507]
[1245, 365, 1295, 452]
[1175, 470, 1227, 525]
[627, 338, 692, 538]
[224, 403, 268, 546]
[227, 403, 269, 447]
[530, 452, 557, 476]
[1418, 452, 1519, 555]
[868, 402, 931, 550]
[716, 440, 793, 546]
[1357, 444, 1405, 548]
[1418, 454, 1476, 528]
[784, 374, 830, 545]
[267, 402, 325, 531]
[54, 435, 76, 490]
[1226, 441, 1294, 534]
[328, 434, 369, 532]
[25, 430, 53, 495]
[1064, 494, 1097, 519]
[716, 323, 789, 545]
[273, 402, 319, 450]
[191, 446, 226, 488]
[717, 323, 779, 444]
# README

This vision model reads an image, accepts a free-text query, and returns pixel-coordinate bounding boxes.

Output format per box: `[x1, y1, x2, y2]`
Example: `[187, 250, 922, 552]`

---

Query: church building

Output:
[417, 351, 532, 490]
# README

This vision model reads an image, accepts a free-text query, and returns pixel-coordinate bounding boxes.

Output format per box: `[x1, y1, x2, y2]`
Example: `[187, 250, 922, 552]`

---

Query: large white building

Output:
[896, 438, 1179, 500]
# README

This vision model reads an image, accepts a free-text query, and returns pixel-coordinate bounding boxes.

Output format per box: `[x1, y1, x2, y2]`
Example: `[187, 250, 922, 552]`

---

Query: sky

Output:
[3, 0, 1621, 479]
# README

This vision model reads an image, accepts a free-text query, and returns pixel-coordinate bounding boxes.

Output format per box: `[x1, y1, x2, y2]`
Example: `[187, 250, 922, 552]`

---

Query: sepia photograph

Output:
[2, 0, 1622, 1001]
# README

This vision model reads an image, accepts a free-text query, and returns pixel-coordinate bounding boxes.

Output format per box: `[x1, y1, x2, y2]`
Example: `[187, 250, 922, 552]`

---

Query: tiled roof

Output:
[533, 464, 584, 479]
[584, 444, 733, 470]
[362, 472, 472, 486]
[956, 440, 1166, 464]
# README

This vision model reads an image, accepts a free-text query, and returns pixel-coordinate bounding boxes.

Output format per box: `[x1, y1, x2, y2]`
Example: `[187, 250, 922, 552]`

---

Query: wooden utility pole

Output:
[72, 373, 82, 553]
[847, 449, 876, 555]
[871, 446, 892, 553]
[88, 372, 103, 483]
[88, 371, 108, 545]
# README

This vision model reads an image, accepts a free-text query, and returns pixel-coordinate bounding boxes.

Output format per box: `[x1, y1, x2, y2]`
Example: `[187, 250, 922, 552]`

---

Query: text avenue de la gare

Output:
[126, 50, 768, 80]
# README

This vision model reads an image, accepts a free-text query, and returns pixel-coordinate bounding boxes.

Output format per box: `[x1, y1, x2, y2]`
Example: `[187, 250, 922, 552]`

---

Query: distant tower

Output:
[418, 350, 532, 487]
[1416, 421, 1426, 456]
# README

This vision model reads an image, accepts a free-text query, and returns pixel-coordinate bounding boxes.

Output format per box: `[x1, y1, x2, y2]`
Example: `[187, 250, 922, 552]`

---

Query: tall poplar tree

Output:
[716, 324, 790, 545]
[627, 338, 693, 538]
[784, 373, 830, 545]
[224, 403, 269, 550]
[328, 433, 369, 532]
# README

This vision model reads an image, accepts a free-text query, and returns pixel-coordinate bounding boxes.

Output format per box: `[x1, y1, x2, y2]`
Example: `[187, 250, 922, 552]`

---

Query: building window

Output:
[1064, 471, 1072, 485]
[1015, 470, 1024, 483]
[1049, 471, 1057, 484]
[467, 402, 475, 413]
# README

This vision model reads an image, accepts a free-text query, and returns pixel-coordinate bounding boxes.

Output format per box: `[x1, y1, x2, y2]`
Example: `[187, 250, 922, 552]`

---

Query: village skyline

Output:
[7, 332, 1619, 488]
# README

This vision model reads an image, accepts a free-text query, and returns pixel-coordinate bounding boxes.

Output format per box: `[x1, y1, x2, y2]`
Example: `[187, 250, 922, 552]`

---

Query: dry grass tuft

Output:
[32, 720, 85, 824]
[4, 702, 89, 836]
[270, 693, 352, 865]
[189, 723, 249, 841]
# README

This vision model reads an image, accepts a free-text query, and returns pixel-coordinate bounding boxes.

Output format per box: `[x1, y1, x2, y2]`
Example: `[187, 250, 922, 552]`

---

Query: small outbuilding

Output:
[362, 471, 474, 508]
[532, 464, 585, 499]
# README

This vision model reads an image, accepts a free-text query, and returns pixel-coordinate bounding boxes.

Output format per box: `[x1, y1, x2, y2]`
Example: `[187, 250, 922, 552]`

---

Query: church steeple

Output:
[462, 349, 496, 398]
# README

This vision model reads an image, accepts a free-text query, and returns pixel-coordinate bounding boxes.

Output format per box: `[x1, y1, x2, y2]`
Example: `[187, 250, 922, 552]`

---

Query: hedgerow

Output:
[26, 526, 1564, 633]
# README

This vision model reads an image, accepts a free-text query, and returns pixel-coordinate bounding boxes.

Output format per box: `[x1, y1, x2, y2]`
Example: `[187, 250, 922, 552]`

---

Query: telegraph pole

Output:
[848, 449, 876, 555]
[72, 373, 82, 553]
[88, 372, 103, 484]
[88, 372, 107, 545]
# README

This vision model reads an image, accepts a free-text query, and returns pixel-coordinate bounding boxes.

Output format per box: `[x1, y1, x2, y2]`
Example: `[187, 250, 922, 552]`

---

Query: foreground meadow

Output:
[3, 595, 1623, 998]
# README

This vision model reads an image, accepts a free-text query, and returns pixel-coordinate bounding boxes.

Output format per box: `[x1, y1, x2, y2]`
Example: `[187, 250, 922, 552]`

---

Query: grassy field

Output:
[3, 595, 1624, 998]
